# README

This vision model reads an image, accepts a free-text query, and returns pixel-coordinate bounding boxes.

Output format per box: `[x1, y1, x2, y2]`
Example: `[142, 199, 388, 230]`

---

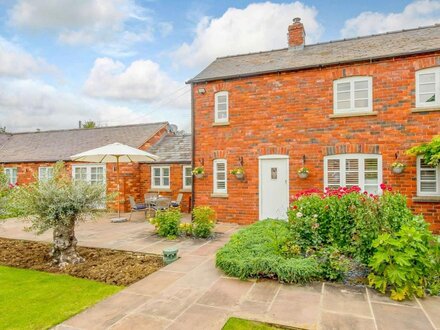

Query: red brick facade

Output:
[192, 52, 440, 231]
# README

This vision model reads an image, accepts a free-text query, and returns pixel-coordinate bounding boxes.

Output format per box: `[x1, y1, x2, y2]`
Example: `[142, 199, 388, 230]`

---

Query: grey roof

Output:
[147, 135, 191, 163]
[0, 122, 168, 163]
[188, 24, 440, 83]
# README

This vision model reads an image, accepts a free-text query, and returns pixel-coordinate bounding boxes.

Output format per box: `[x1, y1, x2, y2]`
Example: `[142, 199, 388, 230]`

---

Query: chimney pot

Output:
[288, 17, 305, 50]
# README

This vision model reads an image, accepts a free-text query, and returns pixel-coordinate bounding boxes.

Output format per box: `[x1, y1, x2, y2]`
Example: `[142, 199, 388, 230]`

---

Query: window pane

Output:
[337, 82, 350, 92]
[364, 185, 379, 195]
[421, 182, 437, 192]
[162, 168, 170, 177]
[419, 73, 435, 83]
[365, 159, 378, 171]
[328, 172, 340, 186]
[365, 172, 378, 185]
[327, 159, 340, 171]
[154, 178, 161, 186]
[420, 93, 436, 103]
[217, 95, 227, 103]
[420, 170, 436, 181]
[163, 177, 169, 186]
[354, 99, 368, 108]
[346, 159, 359, 171]
[354, 80, 368, 90]
[217, 162, 225, 171]
[354, 89, 368, 99]
[185, 177, 192, 186]
[217, 103, 227, 111]
[419, 83, 436, 93]
[337, 101, 350, 109]
[154, 168, 160, 176]
[185, 167, 192, 176]
[337, 91, 351, 101]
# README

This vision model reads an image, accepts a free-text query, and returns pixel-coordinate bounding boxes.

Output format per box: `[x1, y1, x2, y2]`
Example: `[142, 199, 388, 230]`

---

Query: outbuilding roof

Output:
[147, 134, 192, 163]
[188, 24, 440, 83]
[0, 122, 169, 163]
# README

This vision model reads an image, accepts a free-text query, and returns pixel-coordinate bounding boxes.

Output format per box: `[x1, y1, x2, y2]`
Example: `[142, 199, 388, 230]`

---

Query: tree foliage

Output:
[406, 135, 440, 166]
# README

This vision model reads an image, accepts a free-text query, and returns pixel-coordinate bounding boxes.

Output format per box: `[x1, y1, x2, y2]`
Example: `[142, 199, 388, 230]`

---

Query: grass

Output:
[0, 265, 122, 329]
[222, 317, 290, 330]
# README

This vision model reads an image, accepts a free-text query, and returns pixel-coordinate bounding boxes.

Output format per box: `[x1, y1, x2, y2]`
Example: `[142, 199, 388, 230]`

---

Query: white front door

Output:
[259, 156, 289, 220]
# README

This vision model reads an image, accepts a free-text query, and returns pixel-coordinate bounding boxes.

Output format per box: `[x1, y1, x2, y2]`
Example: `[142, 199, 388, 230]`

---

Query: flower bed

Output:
[216, 185, 439, 300]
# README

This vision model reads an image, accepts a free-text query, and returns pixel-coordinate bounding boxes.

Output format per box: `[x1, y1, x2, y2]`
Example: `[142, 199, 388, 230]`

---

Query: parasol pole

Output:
[116, 155, 121, 219]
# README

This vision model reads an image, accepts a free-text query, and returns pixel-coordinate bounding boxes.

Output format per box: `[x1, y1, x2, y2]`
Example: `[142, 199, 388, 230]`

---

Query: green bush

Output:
[216, 220, 320, 283]
[151, 208, 181, 239]
[192, 206, 216, 238]
[368, 217, 438, 301]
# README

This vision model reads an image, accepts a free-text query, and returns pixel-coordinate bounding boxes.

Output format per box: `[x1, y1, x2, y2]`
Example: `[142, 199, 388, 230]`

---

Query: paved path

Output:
[1, 215, 439, 329]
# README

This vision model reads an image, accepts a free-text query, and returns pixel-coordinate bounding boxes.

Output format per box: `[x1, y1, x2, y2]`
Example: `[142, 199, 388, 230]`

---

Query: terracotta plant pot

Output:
[392, 167, 404, 174]
[298, 172, 309, 179]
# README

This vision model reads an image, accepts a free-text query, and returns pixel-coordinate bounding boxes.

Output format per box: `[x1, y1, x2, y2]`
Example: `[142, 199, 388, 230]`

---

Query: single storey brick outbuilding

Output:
[0, 122, 192, 213]
[188, 19, 440, 230]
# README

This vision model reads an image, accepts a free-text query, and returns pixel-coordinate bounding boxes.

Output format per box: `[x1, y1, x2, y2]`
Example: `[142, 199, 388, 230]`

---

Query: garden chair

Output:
[171, 193, 183, 208]
[128, 196, 147, 221]
[144, 193, 158, 207]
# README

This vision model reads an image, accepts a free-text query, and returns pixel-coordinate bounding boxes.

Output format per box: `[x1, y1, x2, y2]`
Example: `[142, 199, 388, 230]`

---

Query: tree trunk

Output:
[51, 218, 84, 267]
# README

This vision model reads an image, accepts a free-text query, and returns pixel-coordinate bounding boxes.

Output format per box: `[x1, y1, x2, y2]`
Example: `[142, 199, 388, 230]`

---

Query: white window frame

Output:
[415, 67, 440, 108]
[71, 164, 106, 185]
[214, 91, 229, 123]
[324, 154, 382, 194]
[333, 76, 373, 114]
[38, 166, 54, 181]
[182, 165, 192, 190]
[213, 159, 227, 194]
[417, 156, 440, 196]
[4, 167, 17, 185]
[151, 165, 170, 189]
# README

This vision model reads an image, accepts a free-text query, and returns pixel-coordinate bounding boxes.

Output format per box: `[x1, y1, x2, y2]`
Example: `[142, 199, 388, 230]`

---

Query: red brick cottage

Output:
[188, 19, 440, 231]
[0, 123, 192, 213]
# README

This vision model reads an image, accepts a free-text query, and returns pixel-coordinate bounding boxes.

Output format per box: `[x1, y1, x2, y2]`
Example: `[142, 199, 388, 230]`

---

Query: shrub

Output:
[216, 220, 320, 283]
[151, 208, 181, 239]
[368, 217, 438, 301]
[192, 206, 216, 238]
[179, 222, 193, 236]
[317, 246, 351, 281]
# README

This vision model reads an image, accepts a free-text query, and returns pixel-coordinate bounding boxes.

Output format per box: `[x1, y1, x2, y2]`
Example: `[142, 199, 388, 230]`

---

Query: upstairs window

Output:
[183, 165, 192, 190]
[333, 77, 372, 114]
[324, 154, 382, 195]
[214, 91, 229, 123]
[38, 167, 53, 182]
[213, 159, 227, 194]
[416, 67, 440, 108]
[151, 166, 170, 189]
[4, 168, 17, 185]
[417, 156, 439, 196]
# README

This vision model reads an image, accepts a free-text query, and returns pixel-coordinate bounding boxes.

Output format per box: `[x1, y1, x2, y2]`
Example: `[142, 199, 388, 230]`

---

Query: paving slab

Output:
[320, 311, 375, 330]
[246, 279, 281, 303]
[371, 302, 434, 330]
[417, 296, 440, 329]
[167, 304, 230, 330]
[323, 283, 372, 318]
[124, 270, 185, 296]
[109, 313, 171, 330]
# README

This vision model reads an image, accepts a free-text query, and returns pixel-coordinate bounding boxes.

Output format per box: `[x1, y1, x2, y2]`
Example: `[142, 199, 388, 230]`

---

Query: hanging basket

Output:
[195, 173, 204, 179]
[298, 172, 309, 179]
[235, 172, 244, 180]
[392, 166, 404, 174]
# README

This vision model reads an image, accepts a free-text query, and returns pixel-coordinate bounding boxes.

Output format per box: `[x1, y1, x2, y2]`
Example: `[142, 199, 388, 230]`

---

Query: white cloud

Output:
[84, 57, 189, 109]
[8, 0, 169, 56]
[0, 36, 57, 78]
[172, 1, 323, 69]
[0, 78, 150, 132]
[341, 0, 440, 38]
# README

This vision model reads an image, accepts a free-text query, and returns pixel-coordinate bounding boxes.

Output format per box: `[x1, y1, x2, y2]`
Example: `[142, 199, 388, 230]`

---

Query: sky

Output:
[0, 0, 439, 133]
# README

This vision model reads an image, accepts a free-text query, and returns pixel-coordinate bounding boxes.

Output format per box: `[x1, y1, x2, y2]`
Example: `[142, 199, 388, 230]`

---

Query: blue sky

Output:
[0, 0, 439, 132]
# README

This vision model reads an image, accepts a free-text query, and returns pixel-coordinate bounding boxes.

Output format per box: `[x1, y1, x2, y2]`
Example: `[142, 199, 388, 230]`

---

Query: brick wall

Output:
[192, 52, 440, 231]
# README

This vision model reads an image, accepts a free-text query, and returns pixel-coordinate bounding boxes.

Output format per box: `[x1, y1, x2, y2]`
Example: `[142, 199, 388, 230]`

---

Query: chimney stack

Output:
[288, 17, 305, 50]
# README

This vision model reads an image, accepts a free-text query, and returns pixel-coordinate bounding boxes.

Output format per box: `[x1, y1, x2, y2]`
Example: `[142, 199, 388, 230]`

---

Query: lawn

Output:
[222, 317, 290, 330]
[0, 265, 122, 330]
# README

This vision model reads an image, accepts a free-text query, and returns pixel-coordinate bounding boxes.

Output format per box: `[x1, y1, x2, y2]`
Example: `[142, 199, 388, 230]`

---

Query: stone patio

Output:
[1, 214, 439, 330]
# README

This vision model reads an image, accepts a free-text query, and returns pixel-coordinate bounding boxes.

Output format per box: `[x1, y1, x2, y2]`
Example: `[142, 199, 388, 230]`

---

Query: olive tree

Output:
[0, 171, 11, 219]
[11, 162, 108, 266]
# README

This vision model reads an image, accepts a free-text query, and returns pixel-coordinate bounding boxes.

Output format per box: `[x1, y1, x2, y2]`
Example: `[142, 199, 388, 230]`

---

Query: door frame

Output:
[258, 155, 289, 220]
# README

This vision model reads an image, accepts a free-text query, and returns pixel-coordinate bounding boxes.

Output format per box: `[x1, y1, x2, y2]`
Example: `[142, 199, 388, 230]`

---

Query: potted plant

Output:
[230, 167, 245, 180]
[297, 167, 309, 179]
[192, 166, 205, 178]
[391, 162, 405, 174]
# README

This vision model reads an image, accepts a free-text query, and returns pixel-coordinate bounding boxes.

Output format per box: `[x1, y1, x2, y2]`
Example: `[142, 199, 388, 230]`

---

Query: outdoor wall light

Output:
[198, 88, 206, 94]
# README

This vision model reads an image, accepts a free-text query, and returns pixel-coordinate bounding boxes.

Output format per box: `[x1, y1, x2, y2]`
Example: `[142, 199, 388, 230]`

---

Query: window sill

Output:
[211, 193, 229, 198]
[412, 196, 440, 203]
[329, 111, 377, 119]
[149, 188, 172, 192]
[411, 107, 440, 113]
[179, 189, 192, 193]
[212, 122, 230, 126]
